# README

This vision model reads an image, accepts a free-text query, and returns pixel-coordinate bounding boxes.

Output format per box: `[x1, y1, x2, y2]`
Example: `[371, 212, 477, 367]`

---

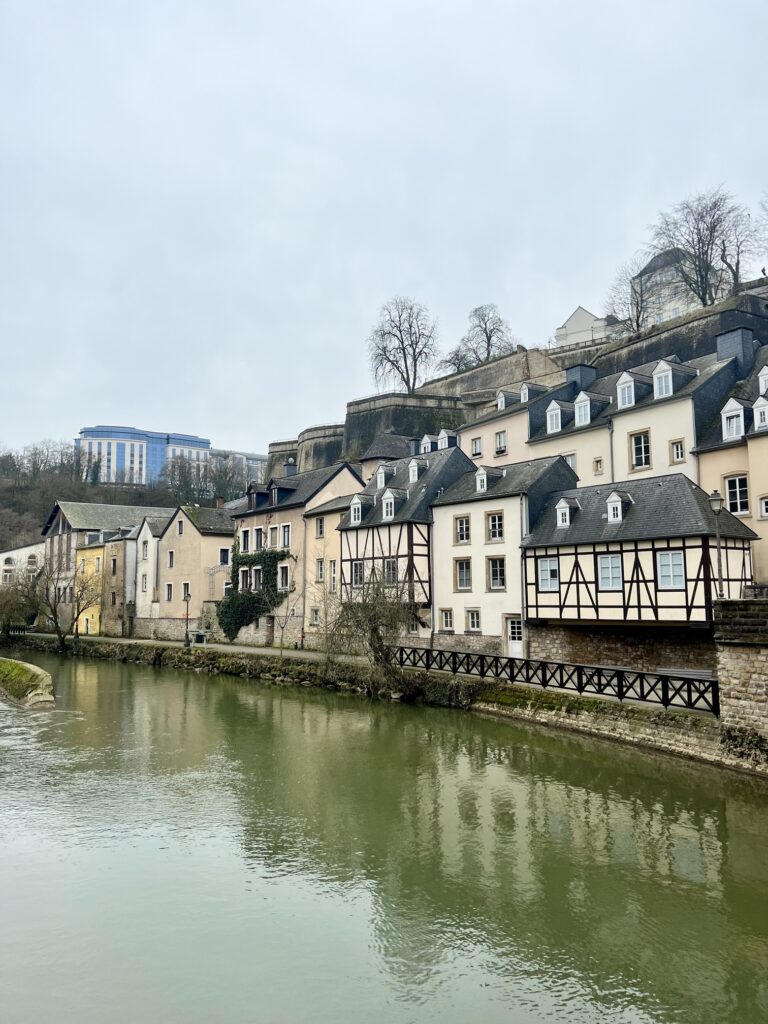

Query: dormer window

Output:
[497, 393, 505, 411]
[759, 367, 768, 395]
[617, 373, 635, 409]
[556, 504, 570, 528]
[476, 471, 487, 493]
[520, 385, 528, 403]
[653, 363, 673, 399]
[270, 486, 278, 505]
[607, 500, 622, 522]
[721, 399, 745, 441]
[437, 430, 452, 450]
[754, 397, 768, 431]
[409, 460, 419, 483]
[350, 498, 362, 525]
[376, 467, 386, 489]
[382, 491, 394, 521]
[574, 395, 590, 427]
[546, 402, 561, 434]
[420, 441, 431, 454]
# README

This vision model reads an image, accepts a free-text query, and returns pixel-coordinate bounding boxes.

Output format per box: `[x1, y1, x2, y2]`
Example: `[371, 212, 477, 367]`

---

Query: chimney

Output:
[716, 328, 756, 378]
[215, 496, 225, 509]
[409, 438, 419, 457]
[566, 364, 598, 390]
[283, 458, 297, 477]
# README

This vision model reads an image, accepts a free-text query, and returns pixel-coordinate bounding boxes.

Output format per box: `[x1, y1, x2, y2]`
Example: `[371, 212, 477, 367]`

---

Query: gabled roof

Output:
[304, 493, 356, 518]
[160, 506, 234, 538]
[633, 248, 686, 279]
[239, 462, 363, 518]
[140, 515, 173, 538]
[340, 447, 474, 529]
[432, 455, 571, 507]
[361, 433, 418, 461]
[523, 474, 757, 547]
[42, 501, 176, 537]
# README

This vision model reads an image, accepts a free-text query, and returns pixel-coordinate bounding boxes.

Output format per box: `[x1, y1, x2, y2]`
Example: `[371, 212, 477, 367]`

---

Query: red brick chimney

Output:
[215, 496, 225, 509]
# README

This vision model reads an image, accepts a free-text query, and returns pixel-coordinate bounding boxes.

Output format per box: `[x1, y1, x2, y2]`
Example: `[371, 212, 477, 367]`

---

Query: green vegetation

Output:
[216, 547, 291, 641]
[0, 657, 45, 701]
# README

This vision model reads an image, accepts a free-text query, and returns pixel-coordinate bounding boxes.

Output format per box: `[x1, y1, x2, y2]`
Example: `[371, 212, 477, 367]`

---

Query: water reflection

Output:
[1, 653, 767, 1023]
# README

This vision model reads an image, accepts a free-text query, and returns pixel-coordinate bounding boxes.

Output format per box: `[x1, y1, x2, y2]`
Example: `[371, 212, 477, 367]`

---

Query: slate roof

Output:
[143, 515, 173, 537]
[339, 447, 475, 529]
[361, 433, 418, 461]
[304, 493, 355, 517]
[527, 353, 730, 444]
[633, 248, 685, 279]
[523, 474, 757, 548]
[43, 501, 176, 536]
[240, 463, 362, 518]
[432, 456, 569, 506]
[458, 384, 556, 430]
[693, 346, 768, 452]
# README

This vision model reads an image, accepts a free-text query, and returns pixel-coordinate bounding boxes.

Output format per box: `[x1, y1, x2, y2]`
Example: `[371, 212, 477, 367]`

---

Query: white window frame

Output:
[598, 554, 622, 591]
[759, 367, 768, 395]
[168, 550, 174, 569]
[657, 550, 684, 590]
[315, 558, 325, 583]
[329, 560, 337, 593]
[725, 475, 749, 515]
[278, 563, 290, 591]
[497, 393, 505, 411]
[455, 559, 472, 591]
[409, 460, 419, 483]
[316, 517, 325, 538]
[142, 541, 148, 560]
[241, 529, 250, 553]
[653, 367, 673, 399]
[466, 609, 481, 632]
[721, 401, 745, 441]
[476, 472, 487, 493]
[310, 607, 320, 627]
[546, 403, 561, 434]
[141, 574, 147, 593]
[455, 515, 470, 543]
[631, 431, 650, 470]
[488, 557, 505, 590]
[607, 500, 622, 523]
[281, 524, 291, 549]
[557, 507, 570, 528]
[376, 468, 386, 489]
[350, 500, 361, 525]
[351, 560, 364, 588]
[382, 494, 395, 521]
[471, 437, 482, 456]
[617, 374, 635, 409]
[384, 558, 398, 585]
[440, 609, 454, 631]
[486, 512, 503, 541]
[574, 399, 590, 427]
[537, 557, 559, 592]
[520, 385, 528, 402]
[495, 430, 507, 454]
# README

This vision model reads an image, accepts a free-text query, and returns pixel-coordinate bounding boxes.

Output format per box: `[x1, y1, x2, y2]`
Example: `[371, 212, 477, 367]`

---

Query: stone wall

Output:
[715, 600, 768, 739]
[404, 632, 504, 656]
[526, 623, 717, 673]
[341, 393, 464, 461]
[296, 424, 345, 473]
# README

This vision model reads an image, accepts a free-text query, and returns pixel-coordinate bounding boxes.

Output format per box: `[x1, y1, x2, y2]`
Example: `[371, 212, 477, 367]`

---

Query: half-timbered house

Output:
[522, 474, 757, 669]
[338, 446, 474, 635]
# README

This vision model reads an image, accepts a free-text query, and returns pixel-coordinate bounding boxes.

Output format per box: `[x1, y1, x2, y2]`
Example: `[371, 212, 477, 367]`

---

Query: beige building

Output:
[302, 494, 353, 647]
[231, 463, 362, 646]
[1, 541, 44, 588]
[457, 379, 555, 469]
[154, 506, 234, 640]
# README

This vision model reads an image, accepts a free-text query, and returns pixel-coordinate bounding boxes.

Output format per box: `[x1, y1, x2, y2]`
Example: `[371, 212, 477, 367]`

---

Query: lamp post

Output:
[183, 589, 191, 647]
[708, 490, 724, 600]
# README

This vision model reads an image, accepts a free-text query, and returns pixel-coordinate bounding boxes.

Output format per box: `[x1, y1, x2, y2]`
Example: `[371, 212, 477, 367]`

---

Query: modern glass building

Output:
[75, 426, 211, 484]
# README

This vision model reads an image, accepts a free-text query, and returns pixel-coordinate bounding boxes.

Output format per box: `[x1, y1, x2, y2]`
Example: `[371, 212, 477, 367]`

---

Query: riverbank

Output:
[0, 655, 55, 708]
[6, 633, 768, 777]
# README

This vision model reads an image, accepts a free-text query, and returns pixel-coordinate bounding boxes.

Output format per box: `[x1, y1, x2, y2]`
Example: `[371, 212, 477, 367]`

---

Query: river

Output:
[1, 652, 767, 1023]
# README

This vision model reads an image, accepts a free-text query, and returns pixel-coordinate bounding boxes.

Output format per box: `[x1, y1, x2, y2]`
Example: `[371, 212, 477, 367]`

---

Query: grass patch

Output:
[0, 657, 44, 701]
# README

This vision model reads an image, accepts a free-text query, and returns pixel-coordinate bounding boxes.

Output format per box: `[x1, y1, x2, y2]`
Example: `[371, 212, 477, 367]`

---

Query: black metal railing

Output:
[393, 645, 720, 716]
[7, 624, 29, 636]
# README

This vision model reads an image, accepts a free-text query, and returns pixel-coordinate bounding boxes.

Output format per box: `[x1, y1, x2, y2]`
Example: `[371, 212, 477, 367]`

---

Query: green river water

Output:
[1, 651, 767, 1023]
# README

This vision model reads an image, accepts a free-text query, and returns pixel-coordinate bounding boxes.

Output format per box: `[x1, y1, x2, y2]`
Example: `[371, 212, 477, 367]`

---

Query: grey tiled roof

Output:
[304, 493, 355, 517]
[44, 501, 176, 536]
[179, 506, 235, 535]
[432, 456, 570, 506]
[361, 434, 418, 461]
[241, 463, 362, 518]
[339, 447, 475, 529]
[693, 346, 768, 452]
[523, 474, 757, 547]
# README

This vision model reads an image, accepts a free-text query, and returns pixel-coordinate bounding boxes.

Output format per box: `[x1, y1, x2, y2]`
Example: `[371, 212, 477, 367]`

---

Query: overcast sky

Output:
[2, 0, 766, 454]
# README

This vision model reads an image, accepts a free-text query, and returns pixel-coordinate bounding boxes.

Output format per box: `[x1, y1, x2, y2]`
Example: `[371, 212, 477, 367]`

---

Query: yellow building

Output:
[75, 542, 104, 636]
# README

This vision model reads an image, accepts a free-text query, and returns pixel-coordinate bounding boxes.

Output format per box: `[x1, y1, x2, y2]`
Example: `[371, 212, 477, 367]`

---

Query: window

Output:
[726, 475, 749, 514]
[761, 497, 768, 519]
[329, 560, 337, 592]
[759, 367, 768, 395]
[111, 558, 117, 575]
[630, 431, 650, 469]
[654, 370, 672, 399]
[182, 581, 190, 601]
[219, 548, 230, 566]
[79, 559, 85, 573]
[252, 568, 262, 591]
[166, 583, 173, 602]
[241, 529, 250, 553]
[537, 558, 559, 591]
[657, 550, 684, 589]
[598, 554, 622, 591]
[520, 385, 529, 402]
[488, 557, 505, 590]
[310, 608, 320, 627]
[111, 591, 116, 606]
[384, 558, 398, 584]
[281, 524, 291, 548]
[558, 507, 570, 528]
[141, 574, 147, 593]
[408, 616, 420, 635]
[670, 439, 685, 463]
[455, 516, 470, 543]
[382, 496, 394, 520]
[268, 525, 278, 548]
[409, 460, 419, 483]
[593, 457, 604, 476]
[142, 541, 148, 560]
[316, 517, 325, 538]
[95, 557, 101, 573]
[316, 558, 325, 582]
[495, 430, 507, 454]
[723, 410, 744, 440]
[618, 380, 634, 408]
[756, 405, 768, 431]
[476, 472, 487, 493]
[486, 512, 503, 541]
[564, 453, 576, 470]
[240, 567, 251, 590]
[350, 501, 361, 525]
[420, 440, 432, 454]
[440, 609, 454, 631]
[177, 520, 184, 536]
[575, 400, 590, 427]
[497, 393, 505, 411]
[455, 559, 472, 591]
[254, 528, 264, 551]
[471, 437, 482, 457]
[168, 551, 174, 569]
[466, 609, 481, 632]
[352, 561, 364, 588]
[607, 500, 622, 523]
[278, 564, 290, 591]
[546, 405, 561, 434]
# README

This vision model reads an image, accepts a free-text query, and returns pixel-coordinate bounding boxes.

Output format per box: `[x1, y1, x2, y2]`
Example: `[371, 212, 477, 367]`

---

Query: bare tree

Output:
[35, 560, 102, 652]
[335, 566, 415, 681]
[369, 296, 438, 393]
[437, 344, 477, 374]
[461, 304, 517, 362]
[272, 555, 299, 665]
[605, 253, 654, 335]
[650, 186, 758, 305]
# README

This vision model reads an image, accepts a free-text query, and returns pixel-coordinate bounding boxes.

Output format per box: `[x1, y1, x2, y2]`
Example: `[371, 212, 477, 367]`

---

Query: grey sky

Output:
[2, 0, 766, 453]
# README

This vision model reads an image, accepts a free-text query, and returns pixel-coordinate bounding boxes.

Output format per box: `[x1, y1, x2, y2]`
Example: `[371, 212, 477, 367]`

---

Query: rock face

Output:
[0, 656, 55, 708]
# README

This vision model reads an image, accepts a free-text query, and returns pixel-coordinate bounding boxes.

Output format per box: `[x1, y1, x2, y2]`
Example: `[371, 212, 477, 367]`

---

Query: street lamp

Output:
[708, 490, 724, 599]
[183, 589, 191, 647]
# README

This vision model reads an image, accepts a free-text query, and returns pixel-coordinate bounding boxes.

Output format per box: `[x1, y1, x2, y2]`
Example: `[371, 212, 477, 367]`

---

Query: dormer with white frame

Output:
[409, 458, 428, 483]
[574, 392, 591, 427]
[721, 398, 747, 442]
[519, 384, 529, 403]
[420, 435, 437, 455]
[375, 463, 395, 490]
[546, 401, 562, 434]
[760, 366, 768, 396]
[753, 395, 768, 432]
[617, 372, 636, 409]
[652, 360, 674, 400]
[606, 490, 633, 524]
[381, 489, 395, 521]
[555, 497, 580, 528]
[476, 468, 487, 493]
[437, 428, 457, 451]
[496, 390, 518, 412]
[350, 495, 362, 525]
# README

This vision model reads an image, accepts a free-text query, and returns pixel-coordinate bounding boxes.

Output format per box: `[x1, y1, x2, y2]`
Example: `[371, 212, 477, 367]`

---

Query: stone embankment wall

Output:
[7, 633, 768, 777]
[0, 655, 55, 707]
[526, 623, 717, 673]
[715, 600, 768, 741]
